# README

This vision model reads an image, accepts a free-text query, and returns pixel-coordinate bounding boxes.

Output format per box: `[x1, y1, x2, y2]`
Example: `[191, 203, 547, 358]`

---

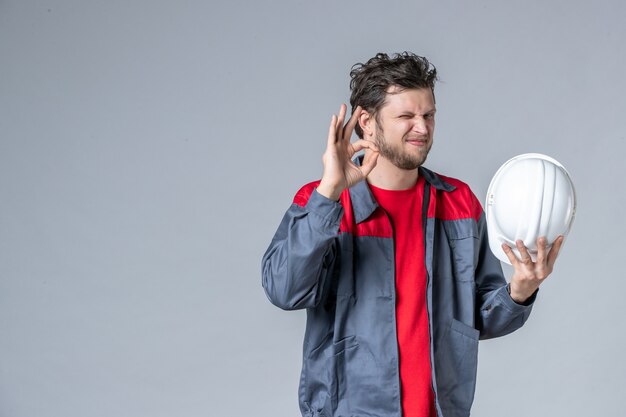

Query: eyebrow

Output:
[398, 108, 437, 116]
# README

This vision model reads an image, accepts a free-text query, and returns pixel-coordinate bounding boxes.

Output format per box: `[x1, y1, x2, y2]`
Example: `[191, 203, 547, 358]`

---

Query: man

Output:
[262, 52, 562, 417]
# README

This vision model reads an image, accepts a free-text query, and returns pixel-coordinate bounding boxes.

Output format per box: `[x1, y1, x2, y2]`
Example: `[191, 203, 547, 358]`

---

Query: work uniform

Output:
[262, 165, 536, 417]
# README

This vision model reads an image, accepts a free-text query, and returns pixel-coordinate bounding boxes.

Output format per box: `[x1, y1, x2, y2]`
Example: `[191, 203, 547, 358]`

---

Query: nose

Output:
[411, 117, 428, 134]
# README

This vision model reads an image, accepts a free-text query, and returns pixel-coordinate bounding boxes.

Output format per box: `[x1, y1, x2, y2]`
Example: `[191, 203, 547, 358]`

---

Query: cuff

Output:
[498, 284, 538, 312]
[305, 188, 344, 229]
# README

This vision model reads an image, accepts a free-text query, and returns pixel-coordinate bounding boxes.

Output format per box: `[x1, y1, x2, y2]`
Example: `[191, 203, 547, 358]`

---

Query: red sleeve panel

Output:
[291, 181, 393, 238]
[292, 181, 322, 207]
[433, 175, 483, 223]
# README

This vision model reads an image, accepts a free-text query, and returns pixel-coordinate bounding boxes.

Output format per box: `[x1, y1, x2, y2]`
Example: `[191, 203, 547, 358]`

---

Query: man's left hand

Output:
[502, 236, 564, 304]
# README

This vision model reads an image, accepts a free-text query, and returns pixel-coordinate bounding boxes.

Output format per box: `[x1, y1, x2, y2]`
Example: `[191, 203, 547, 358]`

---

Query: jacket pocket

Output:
[450, 317, 480, 340]
[443, 220, 480, 282]
[331, 337, 398, 416]
[436, 318, 480, 412]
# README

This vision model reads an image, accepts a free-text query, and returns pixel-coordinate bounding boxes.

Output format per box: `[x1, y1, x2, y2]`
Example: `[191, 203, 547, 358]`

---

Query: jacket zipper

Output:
[422, 182, 440, 417]
[384, 207, 404, 416]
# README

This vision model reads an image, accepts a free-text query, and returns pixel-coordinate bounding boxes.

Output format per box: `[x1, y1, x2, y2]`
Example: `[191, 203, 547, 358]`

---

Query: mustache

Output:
[405, 135, 429, 141]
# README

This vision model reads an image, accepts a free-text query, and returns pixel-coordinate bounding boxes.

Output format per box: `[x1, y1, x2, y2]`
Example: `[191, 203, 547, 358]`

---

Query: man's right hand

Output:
[316, 104, 380, 201]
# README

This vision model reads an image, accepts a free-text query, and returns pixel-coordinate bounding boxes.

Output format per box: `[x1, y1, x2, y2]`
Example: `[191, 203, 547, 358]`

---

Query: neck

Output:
[367, 157, 419, 190]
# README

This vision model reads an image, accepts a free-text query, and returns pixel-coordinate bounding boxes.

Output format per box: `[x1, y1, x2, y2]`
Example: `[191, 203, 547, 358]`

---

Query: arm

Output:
[261, 187, 343, 310]
[261, 104, 379, 310]
[475, 213, 564, 339]
[474, 214, 536, 339]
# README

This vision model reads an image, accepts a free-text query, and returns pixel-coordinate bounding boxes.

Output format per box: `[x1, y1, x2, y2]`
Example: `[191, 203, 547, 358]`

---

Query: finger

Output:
[327, 114, 338, 146]
[515, 240, 533, 264]
[501, 243, 519, 266]
[350, 138, 379, 154]
[336, 104, 347, 141]
[350, 139, 379, 175]
[546, 235, 564, 267]
[341, 106, 362, 143]
[535, 236, 548, 265]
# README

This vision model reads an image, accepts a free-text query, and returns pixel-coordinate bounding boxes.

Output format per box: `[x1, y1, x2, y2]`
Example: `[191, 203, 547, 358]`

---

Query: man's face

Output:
[372, 87, 436, 170]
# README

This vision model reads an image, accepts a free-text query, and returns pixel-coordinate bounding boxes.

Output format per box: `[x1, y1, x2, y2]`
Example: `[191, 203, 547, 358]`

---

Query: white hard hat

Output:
[485, 153, 576, 265]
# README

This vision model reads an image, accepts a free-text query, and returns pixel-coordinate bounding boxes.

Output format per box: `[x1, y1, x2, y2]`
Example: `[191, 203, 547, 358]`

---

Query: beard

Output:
[374, 126, 432, 170]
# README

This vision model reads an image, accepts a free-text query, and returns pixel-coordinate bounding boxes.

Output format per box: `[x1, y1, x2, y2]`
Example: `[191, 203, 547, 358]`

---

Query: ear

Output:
[358, 110, 375, 138]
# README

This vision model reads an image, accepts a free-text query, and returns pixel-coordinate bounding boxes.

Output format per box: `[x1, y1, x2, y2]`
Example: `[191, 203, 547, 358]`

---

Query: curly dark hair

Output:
[349, 52, 438, 138]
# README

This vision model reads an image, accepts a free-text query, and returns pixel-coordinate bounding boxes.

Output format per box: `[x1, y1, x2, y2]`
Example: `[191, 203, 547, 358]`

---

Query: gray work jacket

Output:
[262, 166, 536, 417]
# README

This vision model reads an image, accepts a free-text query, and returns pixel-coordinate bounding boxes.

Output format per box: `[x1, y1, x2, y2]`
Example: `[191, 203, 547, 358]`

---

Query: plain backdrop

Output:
[1, 0, 624, 416]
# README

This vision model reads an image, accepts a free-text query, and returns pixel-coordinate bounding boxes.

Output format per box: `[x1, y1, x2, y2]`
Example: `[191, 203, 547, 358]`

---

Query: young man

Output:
[262, 52, 562, 417]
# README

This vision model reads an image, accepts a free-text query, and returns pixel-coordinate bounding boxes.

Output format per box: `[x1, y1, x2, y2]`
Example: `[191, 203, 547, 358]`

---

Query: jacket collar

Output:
[349, 156, 456, 224]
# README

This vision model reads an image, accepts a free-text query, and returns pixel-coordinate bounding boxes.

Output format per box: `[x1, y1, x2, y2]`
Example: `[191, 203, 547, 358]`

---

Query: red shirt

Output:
[369, 177, 435, 417]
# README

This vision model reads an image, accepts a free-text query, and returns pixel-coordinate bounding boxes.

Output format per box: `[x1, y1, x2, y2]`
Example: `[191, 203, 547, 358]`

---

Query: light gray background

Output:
[1, 0, 624, 416]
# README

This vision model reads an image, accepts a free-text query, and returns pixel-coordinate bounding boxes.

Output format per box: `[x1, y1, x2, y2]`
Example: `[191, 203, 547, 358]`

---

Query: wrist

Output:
[316, 180, 342, 201]
[508, 282, 537, 304]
